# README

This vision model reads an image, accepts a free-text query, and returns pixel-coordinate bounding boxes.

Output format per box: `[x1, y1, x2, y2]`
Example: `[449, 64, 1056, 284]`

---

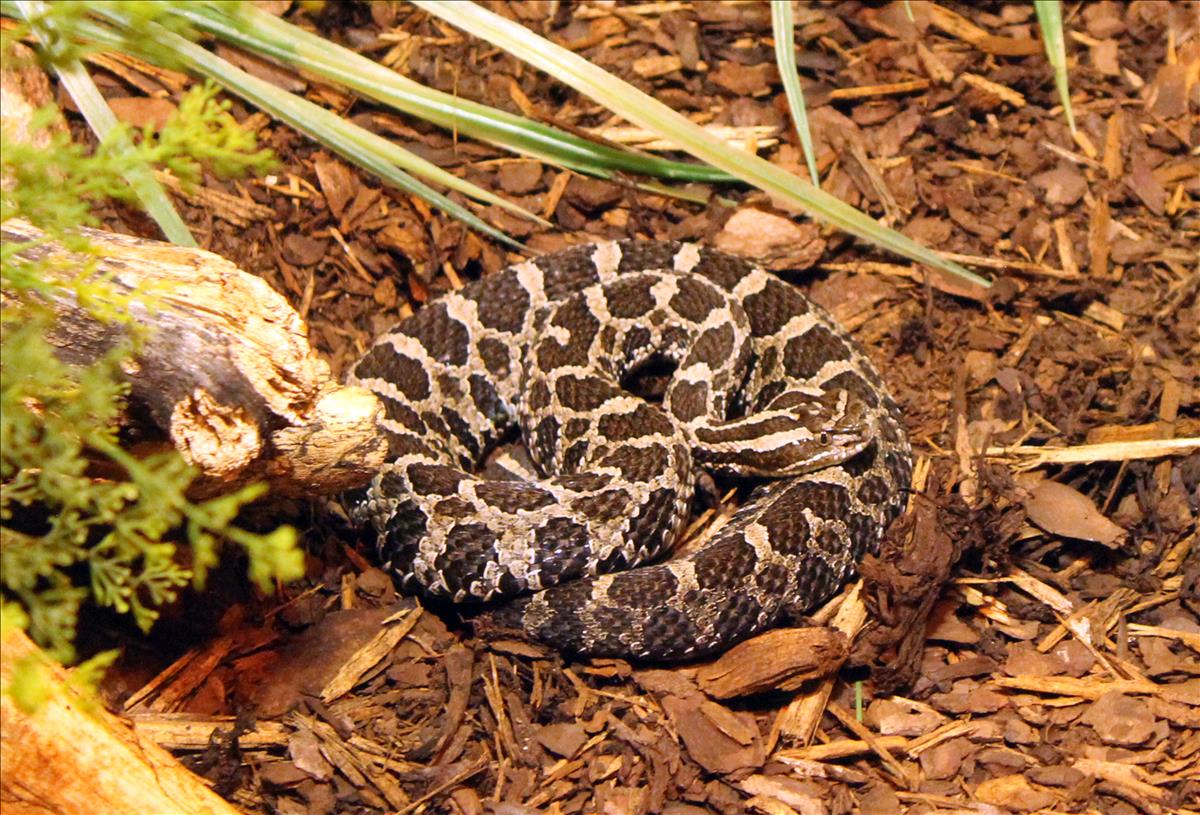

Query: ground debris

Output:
[79, 1, 1200, 812]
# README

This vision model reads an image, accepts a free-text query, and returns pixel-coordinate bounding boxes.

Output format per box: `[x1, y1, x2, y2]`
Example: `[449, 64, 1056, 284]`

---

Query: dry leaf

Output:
[713, 209, 825, 271]
[1023, 481, 1125, 548]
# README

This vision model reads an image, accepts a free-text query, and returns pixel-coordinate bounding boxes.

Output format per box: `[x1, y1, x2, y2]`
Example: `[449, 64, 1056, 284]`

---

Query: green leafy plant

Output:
[3, 1, 543, 247]
[2, 11, 302, 679]
[10, 0, 256, 244]
[4, 0, 215, 69]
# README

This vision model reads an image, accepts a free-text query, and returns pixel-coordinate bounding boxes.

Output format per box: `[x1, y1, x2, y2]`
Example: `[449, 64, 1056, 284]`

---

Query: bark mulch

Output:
[86, 2, 1198, 814]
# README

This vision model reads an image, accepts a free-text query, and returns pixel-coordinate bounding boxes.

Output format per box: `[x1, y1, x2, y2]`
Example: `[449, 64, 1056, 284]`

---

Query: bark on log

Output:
[0, 627, 242, 815]
[3, 218, 387, 497]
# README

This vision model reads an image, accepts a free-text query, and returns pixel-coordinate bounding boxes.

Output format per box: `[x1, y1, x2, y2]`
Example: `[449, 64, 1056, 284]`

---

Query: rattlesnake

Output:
[348, 240, 911, 660]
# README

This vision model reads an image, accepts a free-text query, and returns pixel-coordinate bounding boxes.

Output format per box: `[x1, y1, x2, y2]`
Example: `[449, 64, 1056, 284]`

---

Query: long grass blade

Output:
[1034, 0, 1076, 134]
[53, 59, 198, 247]
[76, 11, 528, 248]
[770, 1, 819, 186]
[14, 1, 196, 246]
[415, 1, 990, 290]
[173, 2, 732, 184]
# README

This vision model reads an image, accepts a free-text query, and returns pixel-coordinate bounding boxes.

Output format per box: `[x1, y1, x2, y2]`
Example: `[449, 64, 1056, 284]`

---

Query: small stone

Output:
[919, 737, 975, 780]
[1028, 765, 1085, 787]
[1080, 692, 1159, 746]
[973, 774, 1058, 812]
[536, 722, 589, 758]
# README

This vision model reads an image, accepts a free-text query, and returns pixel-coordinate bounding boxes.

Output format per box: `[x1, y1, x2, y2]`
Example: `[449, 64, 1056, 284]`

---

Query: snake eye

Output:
[818, 431, 831, 445]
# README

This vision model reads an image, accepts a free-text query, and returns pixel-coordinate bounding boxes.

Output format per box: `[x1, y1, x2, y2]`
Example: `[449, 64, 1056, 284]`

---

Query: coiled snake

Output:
[349, 241, 911, 659]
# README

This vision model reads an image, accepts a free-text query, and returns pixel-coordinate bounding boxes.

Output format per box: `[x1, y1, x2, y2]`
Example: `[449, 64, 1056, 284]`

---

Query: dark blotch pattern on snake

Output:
[348, 241, 911, 660]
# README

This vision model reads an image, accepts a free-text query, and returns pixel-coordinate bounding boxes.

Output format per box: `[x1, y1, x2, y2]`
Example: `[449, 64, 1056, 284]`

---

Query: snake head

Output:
[693, 387, 872, 477]
[780, 388, 871, 474]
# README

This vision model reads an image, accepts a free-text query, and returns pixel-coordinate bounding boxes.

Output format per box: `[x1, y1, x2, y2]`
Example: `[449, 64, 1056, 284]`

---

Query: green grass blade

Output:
[1034, 0, 1076, 134]
[52, 59, 198, 247]
[14, 1, 196, 246]
[770, 0, 819, 186]
[174, 2, 733, 184]
[78, 11, 527, 248]
[159, 30, 527, 248]
[415, 1, 990, 290]
[164, 6, 545, 224]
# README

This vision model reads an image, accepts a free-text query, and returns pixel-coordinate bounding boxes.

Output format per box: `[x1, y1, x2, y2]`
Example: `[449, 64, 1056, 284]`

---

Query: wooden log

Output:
[2, 48, 385, 498]
[0, 627, 241, 815]
[3, 218, 387, 498]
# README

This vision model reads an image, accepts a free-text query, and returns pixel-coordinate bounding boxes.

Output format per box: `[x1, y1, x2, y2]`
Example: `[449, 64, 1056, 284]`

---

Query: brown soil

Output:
[85, 2, 1197, 814]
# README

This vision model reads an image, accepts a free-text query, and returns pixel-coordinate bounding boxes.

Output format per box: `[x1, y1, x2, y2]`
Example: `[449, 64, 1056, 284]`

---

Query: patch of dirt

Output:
[84, 2, 1198, 813]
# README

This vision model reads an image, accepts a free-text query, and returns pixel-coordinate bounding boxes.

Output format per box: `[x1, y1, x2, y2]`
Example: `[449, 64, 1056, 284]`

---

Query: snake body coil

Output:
[349, 241, 911, 659]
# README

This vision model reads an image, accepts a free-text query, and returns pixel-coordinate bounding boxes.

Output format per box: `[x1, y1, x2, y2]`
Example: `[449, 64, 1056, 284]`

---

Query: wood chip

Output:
[828, 78, 930, 100]
[973, 774, 1058, 811]
[660, 694, 765, 775]
[632, 54, 683, 79]
[321, 606, 422, 703]
[1083, 300, 1126, 331]
[1022, 480, 1125, 548]
[775, 735, 910, 763]
[926, 4, 1043, 55]
[131, 714, 290, 751]
[713, 209, 825, 271]
[993, 675, 1162, 700]
[771, 583, 867, 744]
[987, 438, 1200, 467]
[695, 627, 846, 699]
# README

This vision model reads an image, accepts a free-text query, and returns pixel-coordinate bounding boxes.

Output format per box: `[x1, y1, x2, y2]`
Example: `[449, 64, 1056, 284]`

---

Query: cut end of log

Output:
[267, 384, 388, 496]
[171, 388, 261, 477]
[0, 628, 242, 815]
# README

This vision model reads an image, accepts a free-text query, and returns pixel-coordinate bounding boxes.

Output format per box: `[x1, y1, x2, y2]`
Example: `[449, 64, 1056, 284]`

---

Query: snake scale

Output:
[348, 240, 911, 660]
